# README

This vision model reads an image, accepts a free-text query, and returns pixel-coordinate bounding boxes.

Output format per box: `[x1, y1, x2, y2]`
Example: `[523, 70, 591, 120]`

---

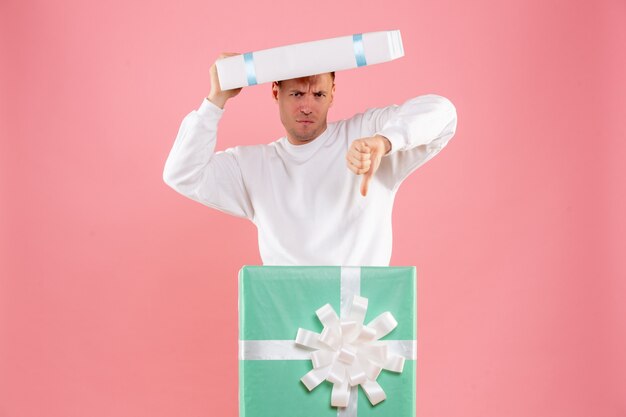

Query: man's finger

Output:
[354, 141, 371, 154]
[349, 147, 371, 161]
[360, 151, 383, 196]
[346, 159, 370, 175]
[361, 170, 373, 196]
[347, 154, 371, 170]
[350, 166, 369, 175]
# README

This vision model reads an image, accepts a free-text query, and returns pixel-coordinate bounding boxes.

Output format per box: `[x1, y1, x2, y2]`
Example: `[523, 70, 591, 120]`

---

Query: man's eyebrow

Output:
[288, 88, 328, 94]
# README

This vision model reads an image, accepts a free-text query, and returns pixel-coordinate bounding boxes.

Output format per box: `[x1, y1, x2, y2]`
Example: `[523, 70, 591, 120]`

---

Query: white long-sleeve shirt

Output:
[163, 94, 457, 266]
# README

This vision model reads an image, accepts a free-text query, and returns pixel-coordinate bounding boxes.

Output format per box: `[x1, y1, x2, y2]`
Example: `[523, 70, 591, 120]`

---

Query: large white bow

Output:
[295, 295, 405, 408]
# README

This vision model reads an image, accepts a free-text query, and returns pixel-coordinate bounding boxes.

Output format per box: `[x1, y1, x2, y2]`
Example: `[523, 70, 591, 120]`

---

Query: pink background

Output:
[1, 0, 624, 416]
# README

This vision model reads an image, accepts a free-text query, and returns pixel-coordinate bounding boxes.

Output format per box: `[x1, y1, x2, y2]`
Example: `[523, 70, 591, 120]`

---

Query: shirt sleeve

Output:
[162, 99, 254, 220]
[358, 94, 458, 191]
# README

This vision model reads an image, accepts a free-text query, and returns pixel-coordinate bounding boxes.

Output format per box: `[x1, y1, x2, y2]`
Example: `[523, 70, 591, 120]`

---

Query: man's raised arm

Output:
[163, 54, 254, 220]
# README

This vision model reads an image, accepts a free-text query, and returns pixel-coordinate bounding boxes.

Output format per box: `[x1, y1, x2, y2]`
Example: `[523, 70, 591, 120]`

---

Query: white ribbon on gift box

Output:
[238, 266, 417, 417]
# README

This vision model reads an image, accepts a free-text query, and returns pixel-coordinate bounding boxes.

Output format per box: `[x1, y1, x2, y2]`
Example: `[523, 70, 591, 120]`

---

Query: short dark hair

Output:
[276, 71, 335, 86]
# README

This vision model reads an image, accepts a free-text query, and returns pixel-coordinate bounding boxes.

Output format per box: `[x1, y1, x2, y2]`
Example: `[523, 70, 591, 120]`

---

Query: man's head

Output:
[272, 72, 335, 145]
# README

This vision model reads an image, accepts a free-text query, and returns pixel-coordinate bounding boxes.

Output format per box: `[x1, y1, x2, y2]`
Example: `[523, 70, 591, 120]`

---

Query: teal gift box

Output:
[238, 266, 417, 417]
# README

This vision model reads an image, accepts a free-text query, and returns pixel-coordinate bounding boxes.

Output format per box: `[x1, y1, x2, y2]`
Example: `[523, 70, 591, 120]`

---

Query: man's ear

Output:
[329, 83, 336, 107]
[272, 82, 279, 102]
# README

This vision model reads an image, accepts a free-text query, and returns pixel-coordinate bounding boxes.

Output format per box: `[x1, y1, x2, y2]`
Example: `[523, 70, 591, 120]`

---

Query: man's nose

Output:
[299, 95, 313, 115]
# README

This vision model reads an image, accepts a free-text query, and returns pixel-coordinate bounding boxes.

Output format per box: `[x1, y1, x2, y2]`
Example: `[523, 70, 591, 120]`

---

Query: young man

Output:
[163, 53, 457, 266]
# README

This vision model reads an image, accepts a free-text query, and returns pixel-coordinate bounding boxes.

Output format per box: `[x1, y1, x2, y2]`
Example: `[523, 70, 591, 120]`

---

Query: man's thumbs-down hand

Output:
[346, 135, 392, 197]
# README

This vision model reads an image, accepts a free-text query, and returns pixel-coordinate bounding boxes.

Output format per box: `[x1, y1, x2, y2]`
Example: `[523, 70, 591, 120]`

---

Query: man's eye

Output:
[292, 92, 303, 97]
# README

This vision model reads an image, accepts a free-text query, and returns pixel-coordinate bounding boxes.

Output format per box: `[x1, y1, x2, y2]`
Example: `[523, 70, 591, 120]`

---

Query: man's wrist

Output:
[376, 135, 392, 154]
[206, 94, 227, 109]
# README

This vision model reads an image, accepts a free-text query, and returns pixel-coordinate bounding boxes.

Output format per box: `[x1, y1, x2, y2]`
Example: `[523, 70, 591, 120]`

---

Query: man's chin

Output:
[291, 129, 319, 144]
[285, 121, 328, 144]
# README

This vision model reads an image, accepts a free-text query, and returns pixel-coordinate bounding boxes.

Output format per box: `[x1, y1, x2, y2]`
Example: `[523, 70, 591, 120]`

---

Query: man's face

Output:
[272, 73, 335, 145]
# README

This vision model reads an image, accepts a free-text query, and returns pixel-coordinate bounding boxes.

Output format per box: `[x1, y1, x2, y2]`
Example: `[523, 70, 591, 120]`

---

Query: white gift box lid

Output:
[216, 30, 404, 90]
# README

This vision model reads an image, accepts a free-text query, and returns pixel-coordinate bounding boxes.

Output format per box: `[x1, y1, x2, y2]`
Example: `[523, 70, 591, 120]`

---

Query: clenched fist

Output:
[346, 135, 392, 197]
[207, 53, 243, 109]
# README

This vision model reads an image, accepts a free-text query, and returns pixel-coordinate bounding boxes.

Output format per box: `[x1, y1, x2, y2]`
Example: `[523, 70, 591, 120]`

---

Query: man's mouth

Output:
[297, 120, 314, 124]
